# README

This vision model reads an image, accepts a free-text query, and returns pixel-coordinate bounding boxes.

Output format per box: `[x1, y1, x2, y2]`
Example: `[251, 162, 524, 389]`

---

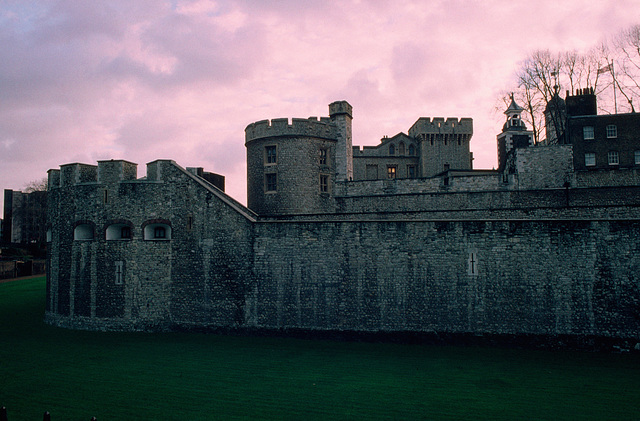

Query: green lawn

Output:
[1, 277, 639, 420]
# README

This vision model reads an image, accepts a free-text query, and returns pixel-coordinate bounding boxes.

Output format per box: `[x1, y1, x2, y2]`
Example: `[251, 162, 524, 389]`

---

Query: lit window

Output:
[608, 151, 619, 165]
[265, 173, 277, 192]
[319, 148, 327, 165]
[265, 145, 277, 164]
[606, 125, 617, 138]
[583, 126, 594, 140]
[635, 150, 640, 165]
[319, 174, 329, 193]
[585, 153, 596, 166]
[389, 144, 395, 155]
[387, 166, 396, 179]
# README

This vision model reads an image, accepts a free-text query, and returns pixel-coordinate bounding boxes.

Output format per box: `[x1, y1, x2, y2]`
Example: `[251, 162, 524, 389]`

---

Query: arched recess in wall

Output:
[408, 144, 416, 156]
[105, 220, 134, 241]
[73, 221, 95, 241]
[142, 219, 172, 241]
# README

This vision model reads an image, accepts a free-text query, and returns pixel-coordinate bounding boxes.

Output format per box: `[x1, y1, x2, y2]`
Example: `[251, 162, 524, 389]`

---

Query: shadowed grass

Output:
[1, 277, 639, 420]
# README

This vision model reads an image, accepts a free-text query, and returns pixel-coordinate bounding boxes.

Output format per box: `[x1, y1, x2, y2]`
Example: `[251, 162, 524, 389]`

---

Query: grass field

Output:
[1, 277, 639, 420]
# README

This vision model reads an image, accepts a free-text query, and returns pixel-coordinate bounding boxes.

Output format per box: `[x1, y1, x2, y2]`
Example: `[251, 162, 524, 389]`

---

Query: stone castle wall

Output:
[248, 219, 640, 337]
[46, 160, 255, 331]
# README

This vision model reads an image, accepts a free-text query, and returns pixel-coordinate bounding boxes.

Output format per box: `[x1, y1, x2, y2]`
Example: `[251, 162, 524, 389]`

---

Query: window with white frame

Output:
[585, 153, 596, 167]
[583, 126, 594, 140]
[606, 125, 617, 138]
[608, 151, 619, 165]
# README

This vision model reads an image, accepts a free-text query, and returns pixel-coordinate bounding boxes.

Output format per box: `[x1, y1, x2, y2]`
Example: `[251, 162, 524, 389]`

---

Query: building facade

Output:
[45, 100, 640, 346]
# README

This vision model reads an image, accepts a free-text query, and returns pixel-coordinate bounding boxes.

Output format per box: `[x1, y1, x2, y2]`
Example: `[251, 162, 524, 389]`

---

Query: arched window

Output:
[389, 144, 395, 155]
[105, 223, 133, 241]
[408, 144, 416, 156]
[143, 221, 172, 241]
[74, 224, 94, 240]
[398, 142, 405, 155]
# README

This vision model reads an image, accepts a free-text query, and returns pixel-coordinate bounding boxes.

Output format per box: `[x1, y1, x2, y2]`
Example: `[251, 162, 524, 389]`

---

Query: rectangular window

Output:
[407, 165, 416, 178]
[154, 226, 166, 239]
[635, 150, 640, 165]
[115, 261, 124, 285]
[585, 153, 596, 166]
[606, 125, 617, 138]
[319, 148, 327, 165]
[265, 145, 277, 164]
[608, 151, 619, 165]
[583, 126, 594, 140]
[265, 173, 277, 192]
[319, 174, 329, 193]
[387, 166, 396, 179]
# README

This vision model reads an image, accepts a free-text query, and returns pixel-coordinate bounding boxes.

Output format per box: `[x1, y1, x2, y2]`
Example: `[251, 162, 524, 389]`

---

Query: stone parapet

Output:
[245, 117, 336, 144]
[408, 117, 473, 137]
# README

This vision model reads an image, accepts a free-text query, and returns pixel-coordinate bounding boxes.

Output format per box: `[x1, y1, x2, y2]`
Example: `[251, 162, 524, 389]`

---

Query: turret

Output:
[329, 101, 353, 181]
[497, 95, 534, 171]
[245, 103, 351, 216]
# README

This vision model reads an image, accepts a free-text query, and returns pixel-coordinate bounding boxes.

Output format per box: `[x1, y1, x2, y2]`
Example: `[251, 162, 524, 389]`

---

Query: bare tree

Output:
[23, 177, 48, 193]
[503, 25, 640, 143]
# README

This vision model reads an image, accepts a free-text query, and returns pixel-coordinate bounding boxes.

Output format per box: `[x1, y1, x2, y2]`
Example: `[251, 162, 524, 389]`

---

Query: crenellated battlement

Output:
[48, 160, 176, 188]
[245, 116, 336, 144]
[408, 117, 473, 138]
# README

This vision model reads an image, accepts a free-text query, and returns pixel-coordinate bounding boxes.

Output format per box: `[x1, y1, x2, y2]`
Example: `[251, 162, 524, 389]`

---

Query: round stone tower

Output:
[245, 102, 352, 216]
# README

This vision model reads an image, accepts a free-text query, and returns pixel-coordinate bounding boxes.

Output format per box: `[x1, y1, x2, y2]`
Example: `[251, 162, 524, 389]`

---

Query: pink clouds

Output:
[1, 0, 639, 212]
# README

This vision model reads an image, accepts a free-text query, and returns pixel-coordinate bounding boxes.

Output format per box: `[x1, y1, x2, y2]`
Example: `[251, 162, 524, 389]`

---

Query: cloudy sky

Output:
[2, 0, 639, 210]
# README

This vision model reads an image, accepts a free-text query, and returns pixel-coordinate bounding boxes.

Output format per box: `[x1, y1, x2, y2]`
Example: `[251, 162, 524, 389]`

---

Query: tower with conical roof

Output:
[497, 95, 534, 171]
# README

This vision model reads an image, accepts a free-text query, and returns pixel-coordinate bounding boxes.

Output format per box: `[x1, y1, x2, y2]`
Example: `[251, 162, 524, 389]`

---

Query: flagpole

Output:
[611, 61, 617, 114]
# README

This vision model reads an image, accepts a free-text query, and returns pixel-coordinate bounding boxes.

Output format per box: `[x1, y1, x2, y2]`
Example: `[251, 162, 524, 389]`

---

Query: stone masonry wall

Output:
[46, 160, 255, 331]
[247, 219, 640, 338]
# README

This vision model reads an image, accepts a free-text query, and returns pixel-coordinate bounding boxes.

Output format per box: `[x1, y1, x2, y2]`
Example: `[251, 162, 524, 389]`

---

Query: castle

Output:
[45, 92, 640, 346]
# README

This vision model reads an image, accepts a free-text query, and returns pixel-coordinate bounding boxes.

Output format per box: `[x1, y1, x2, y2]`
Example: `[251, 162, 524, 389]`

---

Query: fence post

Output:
[1, 406, 7, 421]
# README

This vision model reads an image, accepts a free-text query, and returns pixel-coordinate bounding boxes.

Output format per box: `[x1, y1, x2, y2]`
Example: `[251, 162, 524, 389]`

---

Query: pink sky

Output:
[2, 0, 639, 211]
